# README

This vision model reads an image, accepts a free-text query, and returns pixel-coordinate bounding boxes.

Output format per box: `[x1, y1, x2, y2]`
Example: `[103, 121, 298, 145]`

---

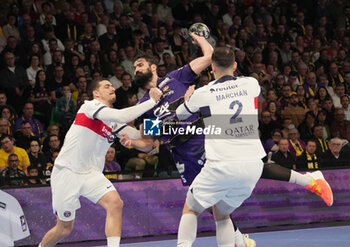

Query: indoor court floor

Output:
[85, 225, 350, 247]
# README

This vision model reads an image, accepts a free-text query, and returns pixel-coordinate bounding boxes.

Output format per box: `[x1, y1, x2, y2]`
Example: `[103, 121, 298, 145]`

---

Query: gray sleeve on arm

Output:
[95, 99, 156, 123]
[116, 125, 141, 139]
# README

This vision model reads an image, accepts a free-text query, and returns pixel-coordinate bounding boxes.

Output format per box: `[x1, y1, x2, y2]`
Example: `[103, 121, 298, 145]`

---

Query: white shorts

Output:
[187, 159, 263, 215]
[51, 166, 116, 221]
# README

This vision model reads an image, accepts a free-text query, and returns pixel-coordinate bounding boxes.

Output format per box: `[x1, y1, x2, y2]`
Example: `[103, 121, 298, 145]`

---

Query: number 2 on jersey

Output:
[229, 100, 243, 124]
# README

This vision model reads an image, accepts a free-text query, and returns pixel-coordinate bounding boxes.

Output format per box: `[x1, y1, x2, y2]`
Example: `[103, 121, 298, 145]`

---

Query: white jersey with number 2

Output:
[177, 75, 266, 162]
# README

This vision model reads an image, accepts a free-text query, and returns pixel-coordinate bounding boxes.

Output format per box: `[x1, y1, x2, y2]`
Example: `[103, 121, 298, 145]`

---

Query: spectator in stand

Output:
[0, 105, 16, 136]
[320, 138, 350, 168]
[0, 51, 29, 113]
[298, 111, 316, 141]
[108, 65, 124, 90]
[48, 65, 75, 103]
[26, 54, 43, 86]
[341, 95, 350, 121]
[13, 121, 38, 151]
[313, 124, 329, 156]
[278, 84, 292, 110]
[296, 140, 320, 170]
[322, 98, 335, 125]
[304, 72, 321, 99]
[264, 129, 282, 155]
[259, 111, 279, 143]
[271, 138, 296, 170]
[266, 101, 282, 127]
[315, 86, 331, 108]
[99, 22, 119, 54]
[296, 85, 307, 109]
[27, 165, 43, 185]
[288, 127, 306, 160]
[283, 92, 306, 128]
[0, 154, 27, 186]
[114, 72, 137, 109]
[0, 118, 9, 137]
[27, 139, 46, 179]
[331, 108, 350, 141]
[0, 135, 30, 175]
[54, 85, 76, 134]
[163, 52, 177, 73]
[42, 124, 61, 153]
[43, 134, 61, 164]
[328, 62, 344, 88]
[281, 118, 293, 138]
[103, 146, 122, 181]
[332, 84, 346, 108]
[15, 102, 43, 138]
[121, 46, 136, 78]
[307, 98, 319, 117]
[28, 70, 51, 127]
[344, 72, 350, 94]
[316, 110, 331, 140]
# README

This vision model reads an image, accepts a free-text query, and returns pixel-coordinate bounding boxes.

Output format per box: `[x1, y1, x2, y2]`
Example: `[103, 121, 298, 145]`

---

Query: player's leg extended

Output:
[212, 205, 236, 247]
[39, 218, 74, 247]
[98, 190, 123, 247]
[261, 163, 333, 206]
[177, 191, 204, 247]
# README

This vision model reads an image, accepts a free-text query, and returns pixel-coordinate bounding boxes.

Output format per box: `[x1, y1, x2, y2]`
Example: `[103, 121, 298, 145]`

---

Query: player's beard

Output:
[134, 69, 153, 88]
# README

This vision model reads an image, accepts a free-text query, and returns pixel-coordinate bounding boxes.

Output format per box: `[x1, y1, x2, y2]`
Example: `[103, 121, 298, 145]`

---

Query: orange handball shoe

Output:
[305, 171, 333, 206]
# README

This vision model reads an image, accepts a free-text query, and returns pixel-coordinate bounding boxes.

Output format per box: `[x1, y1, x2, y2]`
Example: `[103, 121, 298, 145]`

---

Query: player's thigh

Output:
[51, 167, 81, 221]
[80, 170, 116, 204]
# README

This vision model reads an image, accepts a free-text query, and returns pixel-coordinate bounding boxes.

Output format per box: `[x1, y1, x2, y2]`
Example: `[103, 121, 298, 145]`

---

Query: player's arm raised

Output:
[176, 86, 203, 120]
[189, 33, 214, 75]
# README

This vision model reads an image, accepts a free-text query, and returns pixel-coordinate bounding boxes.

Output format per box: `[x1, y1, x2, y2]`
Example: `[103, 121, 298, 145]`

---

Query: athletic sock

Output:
[177, 214, 197, 247]
[38, 244, 42, 247]
[289, 170, 312, 187]
[107, 236, 120, 247]
[216, 218, 235, 247]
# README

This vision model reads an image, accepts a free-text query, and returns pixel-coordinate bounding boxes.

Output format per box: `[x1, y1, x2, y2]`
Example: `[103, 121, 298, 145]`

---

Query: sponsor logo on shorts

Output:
[0, 202, 6, 209]
[107, 185, 112, 189]
[20, 215, 27, 231]
[64, 211, 71, 218]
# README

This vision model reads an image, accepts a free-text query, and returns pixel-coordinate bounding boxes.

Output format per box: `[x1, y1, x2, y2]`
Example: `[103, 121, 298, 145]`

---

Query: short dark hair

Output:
[87, 79, 103, 98]
[134, 51, 158, 66]
[212, 47, 235, 69]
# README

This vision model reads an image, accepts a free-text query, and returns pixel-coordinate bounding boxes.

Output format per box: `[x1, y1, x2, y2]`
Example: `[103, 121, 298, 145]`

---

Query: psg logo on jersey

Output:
[64, 211, 71, 218]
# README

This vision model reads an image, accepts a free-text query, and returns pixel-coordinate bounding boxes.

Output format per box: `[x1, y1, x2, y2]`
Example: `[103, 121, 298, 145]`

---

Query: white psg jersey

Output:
[177, 76, 266, 161]
[0, 190, 30, 246]
[55, 99, 126, 173]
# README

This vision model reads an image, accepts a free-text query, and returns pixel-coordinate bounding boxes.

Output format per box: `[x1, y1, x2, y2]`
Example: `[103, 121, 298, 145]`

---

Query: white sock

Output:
[177, 214, 197, 247]
[234, 228, 245, 247]
[38, 244, 42, 247]
[107, 236, 120, 247]
[289, 170, 312, 187]
[216, 219, 235, 247]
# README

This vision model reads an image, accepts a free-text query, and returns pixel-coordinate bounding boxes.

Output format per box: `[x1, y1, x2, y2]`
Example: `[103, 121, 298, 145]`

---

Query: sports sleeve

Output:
[10, 196, 30, 241]
[176, 89, 205, 120]
[167, 65, 197, 85]
[114, 124, 141, 140]
[95, 99, 157, 123]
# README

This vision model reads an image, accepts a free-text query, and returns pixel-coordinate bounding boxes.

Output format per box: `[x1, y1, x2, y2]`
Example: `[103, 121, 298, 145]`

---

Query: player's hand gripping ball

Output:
[189, 23, 210, 39]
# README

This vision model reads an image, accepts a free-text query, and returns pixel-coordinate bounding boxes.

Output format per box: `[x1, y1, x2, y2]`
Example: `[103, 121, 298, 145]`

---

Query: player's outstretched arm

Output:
[120, 130, 154, 153]
[189, 33, 213, 75]
[95, 88, 162, 123]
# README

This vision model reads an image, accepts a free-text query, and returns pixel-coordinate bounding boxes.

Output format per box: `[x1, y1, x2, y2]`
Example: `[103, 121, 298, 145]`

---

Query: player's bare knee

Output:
[107, 197, 124, 212]
[57, 221, 74, 237]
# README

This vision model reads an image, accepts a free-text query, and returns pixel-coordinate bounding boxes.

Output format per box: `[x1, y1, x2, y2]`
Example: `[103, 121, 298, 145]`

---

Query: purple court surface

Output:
[82, 225, 350, 247]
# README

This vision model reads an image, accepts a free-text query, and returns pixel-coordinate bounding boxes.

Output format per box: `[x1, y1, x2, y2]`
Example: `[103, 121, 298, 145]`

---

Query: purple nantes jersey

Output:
[139, 65, 205, 186]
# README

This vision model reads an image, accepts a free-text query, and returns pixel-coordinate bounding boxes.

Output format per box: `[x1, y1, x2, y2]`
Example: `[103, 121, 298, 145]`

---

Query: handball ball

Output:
[189, 23, 210, 39]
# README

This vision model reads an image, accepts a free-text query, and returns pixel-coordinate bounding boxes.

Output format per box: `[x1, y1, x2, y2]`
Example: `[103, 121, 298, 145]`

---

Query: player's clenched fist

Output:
[149, 88, 163, 102]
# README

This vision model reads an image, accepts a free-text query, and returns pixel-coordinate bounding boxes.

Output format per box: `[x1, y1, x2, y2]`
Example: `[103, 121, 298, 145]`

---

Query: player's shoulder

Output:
[0, 190, 20, 208]
[79, 99, 106, 112]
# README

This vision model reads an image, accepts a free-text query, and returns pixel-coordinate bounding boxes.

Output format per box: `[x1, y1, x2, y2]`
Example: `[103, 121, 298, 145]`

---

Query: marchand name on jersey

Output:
[216, 89, 248, 101]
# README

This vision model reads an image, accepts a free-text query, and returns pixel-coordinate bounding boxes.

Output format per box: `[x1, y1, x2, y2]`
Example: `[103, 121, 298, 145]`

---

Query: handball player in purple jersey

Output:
[120, 33, 333, 247]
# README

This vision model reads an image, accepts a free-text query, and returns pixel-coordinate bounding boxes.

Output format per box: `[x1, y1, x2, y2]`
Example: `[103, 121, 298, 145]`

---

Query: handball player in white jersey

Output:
[38, 79, 162, 247]
[176, 47, 265, 247]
